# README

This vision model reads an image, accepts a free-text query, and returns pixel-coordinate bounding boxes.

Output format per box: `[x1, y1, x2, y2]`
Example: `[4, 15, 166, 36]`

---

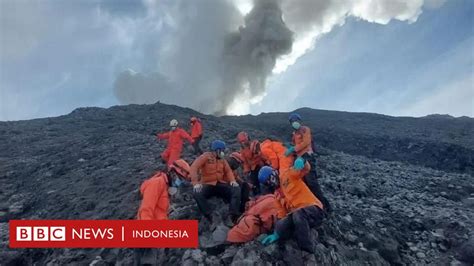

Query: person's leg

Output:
[292, 206, 324, 253]
[193, 136, 203, 154]
[161, 149, 170, 164]
[167, 148, 182, 166]
[214, 182, 241, 217]
[193, 184, 214, 218]
[302, 153, 331, 213]
[239, 181, 251, 212]
[274, 213, 295, 241]
[304, 176, 331, 213]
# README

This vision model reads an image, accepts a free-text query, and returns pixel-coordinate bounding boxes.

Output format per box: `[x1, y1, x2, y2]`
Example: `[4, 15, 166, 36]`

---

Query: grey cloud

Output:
[113, 0, 293, 115]
[113, 0, 441, 115]
[114, 69, 174, 104]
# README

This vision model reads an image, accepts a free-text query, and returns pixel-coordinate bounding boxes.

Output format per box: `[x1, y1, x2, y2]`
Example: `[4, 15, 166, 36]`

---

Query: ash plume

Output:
[112, 0, 444, 114]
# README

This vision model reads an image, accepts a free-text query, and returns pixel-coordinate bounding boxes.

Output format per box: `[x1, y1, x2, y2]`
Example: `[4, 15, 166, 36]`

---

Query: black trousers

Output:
[193, 182, 241, 217]
[302, 153, 331, 213]
[238, 181, 251, 212]
[275, 205, 324, 253]
[192, 136, 203, 155]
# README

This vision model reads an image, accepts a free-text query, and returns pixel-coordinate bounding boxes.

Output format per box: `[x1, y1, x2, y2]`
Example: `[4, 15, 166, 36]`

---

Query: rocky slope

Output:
[0, 102, 473, 265]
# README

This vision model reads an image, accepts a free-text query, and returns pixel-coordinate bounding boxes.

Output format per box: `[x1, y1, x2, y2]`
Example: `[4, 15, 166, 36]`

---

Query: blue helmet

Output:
[288, 113, 302, 122]
[210, 140, 226, 151]
[258, 166, 274, 184]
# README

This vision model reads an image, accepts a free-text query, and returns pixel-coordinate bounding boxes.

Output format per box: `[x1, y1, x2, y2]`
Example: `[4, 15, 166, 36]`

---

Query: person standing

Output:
[260, 159, 325, 263]
[190, 117, 203, 155]
[285, 113, 331, 213]
[134, 165, 188, 265]
[156, 119, 193, 167]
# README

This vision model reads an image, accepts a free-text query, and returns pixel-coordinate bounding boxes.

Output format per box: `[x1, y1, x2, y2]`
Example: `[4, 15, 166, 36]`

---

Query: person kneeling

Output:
[260, 158, 325, 260]
[134, 161, 189, 265]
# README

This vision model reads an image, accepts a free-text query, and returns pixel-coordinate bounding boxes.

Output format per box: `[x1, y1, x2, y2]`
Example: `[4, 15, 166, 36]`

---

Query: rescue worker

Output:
[237, 131, 265, 195]
[227, 166, 287, 244]
[259, 139, 294, 171]
[136, 163, 189, 220]
[156, 119, 194, 167]
[190, 140, 241, 223]
[285, 113, 331, 213]
[189, 117, 203, 155]
[259, 159, 324, 262]
[226, 152, 251, 212]
[134, 163, 189, 265]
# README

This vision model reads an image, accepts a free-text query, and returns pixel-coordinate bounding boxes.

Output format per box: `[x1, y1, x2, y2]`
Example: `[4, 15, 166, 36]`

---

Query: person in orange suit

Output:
[237, 131, 265, 195]
[226, 166, 288, 244]
[190, 140, 241, 222]
[134, 163, 189, 265]
[259, 139, 294, 171]
[157, 119, 193, 167]
[189, 117, 203, 155]
[260, 159, 324, 260]
[285, 113, 331, 213]
[136, 163, 190, 220]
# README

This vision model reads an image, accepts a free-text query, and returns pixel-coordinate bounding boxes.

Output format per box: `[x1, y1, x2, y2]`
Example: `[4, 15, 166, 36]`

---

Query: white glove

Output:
[193, 184, 203, 193]
[230, 181, 239, 187]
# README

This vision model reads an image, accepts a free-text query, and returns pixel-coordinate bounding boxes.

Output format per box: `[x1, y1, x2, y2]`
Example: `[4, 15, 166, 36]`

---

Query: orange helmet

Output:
[169, 159, 190, 180]
[237, 131, 249, 143]
[230, 152, 244, 165]
[250, 140, 260, 155]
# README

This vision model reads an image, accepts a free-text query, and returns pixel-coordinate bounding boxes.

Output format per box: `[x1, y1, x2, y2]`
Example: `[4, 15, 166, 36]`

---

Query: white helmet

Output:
[170, 119, 178, 127]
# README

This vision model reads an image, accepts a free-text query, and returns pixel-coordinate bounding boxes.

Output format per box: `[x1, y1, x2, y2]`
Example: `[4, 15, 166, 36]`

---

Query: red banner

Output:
[9, 220, 198, 248]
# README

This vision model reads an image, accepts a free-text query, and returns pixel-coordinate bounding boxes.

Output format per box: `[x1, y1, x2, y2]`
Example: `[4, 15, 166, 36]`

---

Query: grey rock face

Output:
[0, 102, 473, 265]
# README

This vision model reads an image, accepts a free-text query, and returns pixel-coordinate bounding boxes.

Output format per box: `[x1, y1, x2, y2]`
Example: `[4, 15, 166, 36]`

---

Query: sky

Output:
[0, 0, 473, 121]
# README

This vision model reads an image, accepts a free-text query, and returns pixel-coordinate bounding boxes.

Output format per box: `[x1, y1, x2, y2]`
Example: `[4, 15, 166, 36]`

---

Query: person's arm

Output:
[190, 155, 207, 184]
[180, 129, 194, 143]
[157, 131, 169, 140]
[301, 161, 311, 176]
[294, 128, 311, 153]
[290, 161, 311, 181]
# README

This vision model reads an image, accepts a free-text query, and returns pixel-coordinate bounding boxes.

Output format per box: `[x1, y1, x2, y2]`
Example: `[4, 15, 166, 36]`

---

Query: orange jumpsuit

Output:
[190, 152, 236, 185]
[227, 192, 288, 243]
[137, 172, 169, 220]
[278, 163, 323, 211]
[274, 163, 325, 253]
[190, 120, 203, 139]
[157, 128, 193, 166]
[260, 139, 294, 171]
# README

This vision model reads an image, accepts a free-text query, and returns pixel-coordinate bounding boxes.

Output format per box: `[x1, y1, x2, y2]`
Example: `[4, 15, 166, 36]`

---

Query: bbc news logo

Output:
[16, 226, 66, 241]
[10, 220, 198, 248]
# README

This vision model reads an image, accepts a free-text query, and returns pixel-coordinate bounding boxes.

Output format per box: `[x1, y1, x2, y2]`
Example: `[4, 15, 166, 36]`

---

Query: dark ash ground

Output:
[1, 102, 473, 265]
